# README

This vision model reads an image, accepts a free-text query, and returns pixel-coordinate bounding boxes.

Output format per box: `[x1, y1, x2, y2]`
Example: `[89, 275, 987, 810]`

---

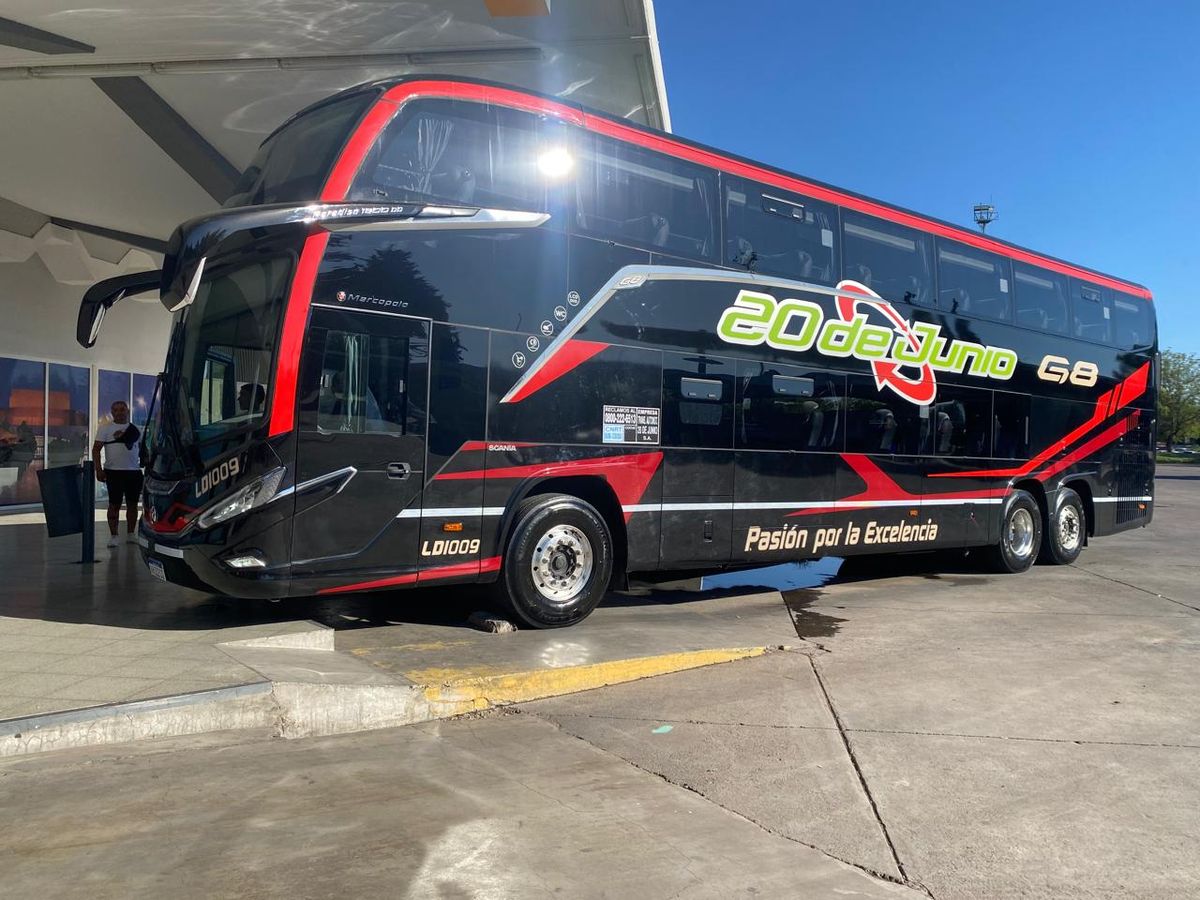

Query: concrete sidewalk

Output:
[0, 517, 324, 720]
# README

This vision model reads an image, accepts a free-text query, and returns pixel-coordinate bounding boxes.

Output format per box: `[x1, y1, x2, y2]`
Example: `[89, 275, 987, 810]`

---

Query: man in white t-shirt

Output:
[91, 400, 144, 549]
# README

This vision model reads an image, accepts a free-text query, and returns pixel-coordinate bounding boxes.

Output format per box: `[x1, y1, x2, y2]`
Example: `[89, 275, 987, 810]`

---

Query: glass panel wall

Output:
[0, 360, 158, 507]
[132, 374, 156, 427]
[0, 358, 46, 505]
[99, 369, 132, 428]
[46, 364, 90, 471]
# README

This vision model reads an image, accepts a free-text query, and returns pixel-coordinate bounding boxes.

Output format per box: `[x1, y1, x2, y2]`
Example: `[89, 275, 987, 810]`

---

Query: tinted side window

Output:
[736, 361, 843, 451]
[841, 211, 934, 306]
[723, 178, 838, 284]
[350, 100, 571, 212]
[663, 353, 734, 448]
[228, 92, 374, 207]
[929, 386, 991, 456]
[992, 391, 1030, 459]
[1013, 264, 1069, 334]
[846, 375, 927, 455]
[1071, 281, 1112, 344]
[576, 135, 717, 260]
[937, 239, 1012, 321]
[315, 331, 419, 435]
[1112, 292, 1155, 350]
[300, 311, 429, 437]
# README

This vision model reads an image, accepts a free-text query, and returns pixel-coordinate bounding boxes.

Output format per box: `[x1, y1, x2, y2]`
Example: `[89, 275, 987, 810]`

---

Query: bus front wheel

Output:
[497, 494, 613, 629]
[990, 489, 1042, 573]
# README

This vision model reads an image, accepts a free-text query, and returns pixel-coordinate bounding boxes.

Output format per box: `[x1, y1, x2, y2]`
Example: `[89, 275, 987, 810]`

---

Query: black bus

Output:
[78, 76, 1157, 628]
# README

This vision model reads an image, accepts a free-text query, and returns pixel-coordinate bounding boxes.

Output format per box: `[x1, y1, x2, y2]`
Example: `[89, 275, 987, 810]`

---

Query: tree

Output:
[1158, 349, 1200, 450]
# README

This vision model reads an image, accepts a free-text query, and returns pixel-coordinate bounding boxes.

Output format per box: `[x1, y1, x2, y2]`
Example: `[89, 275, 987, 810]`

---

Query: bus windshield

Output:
[168, 256, 293, 453]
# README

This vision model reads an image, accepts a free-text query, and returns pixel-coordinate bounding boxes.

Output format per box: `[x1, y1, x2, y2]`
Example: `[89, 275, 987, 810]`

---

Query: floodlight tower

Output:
[973, 203, 997, 234]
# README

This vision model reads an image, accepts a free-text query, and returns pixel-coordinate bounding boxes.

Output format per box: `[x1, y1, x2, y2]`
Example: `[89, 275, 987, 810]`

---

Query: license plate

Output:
[147, 559, 167, 583]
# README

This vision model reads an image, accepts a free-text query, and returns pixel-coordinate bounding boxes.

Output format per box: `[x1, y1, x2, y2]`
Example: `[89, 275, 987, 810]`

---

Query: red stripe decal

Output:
[787, 453, 1007, 517]
[504, 339, 609, 404]
[320, 99, 399, 202]
[436, 451, 663, 522]
[269, 230, 329, 436]
[930, 361, 1150, 481]
[317, 555, 503, 595]
[318, 572, 417, 594]
[1034, 413, 1139, 482]
[381, 80, 586, 126]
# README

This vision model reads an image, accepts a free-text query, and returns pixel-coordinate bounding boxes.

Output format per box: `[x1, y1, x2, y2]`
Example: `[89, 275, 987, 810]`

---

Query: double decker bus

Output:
[78, 76, 1157, 628]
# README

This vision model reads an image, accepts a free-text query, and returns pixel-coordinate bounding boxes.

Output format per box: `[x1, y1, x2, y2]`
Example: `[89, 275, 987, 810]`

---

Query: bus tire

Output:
[497, 493, 613, 629]
[1039, 487, 1085, 566]
[990, 489, 1042, 573]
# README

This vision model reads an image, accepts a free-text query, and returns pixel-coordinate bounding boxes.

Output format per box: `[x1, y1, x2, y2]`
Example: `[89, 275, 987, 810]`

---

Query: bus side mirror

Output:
[77, 270, 162, 348]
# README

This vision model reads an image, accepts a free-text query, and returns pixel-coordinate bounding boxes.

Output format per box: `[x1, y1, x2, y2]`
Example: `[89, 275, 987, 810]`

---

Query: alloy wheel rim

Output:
[530, 524, 594, 604]
[1008, 507, 1035, 559]
[1058, 504, 1081, 552]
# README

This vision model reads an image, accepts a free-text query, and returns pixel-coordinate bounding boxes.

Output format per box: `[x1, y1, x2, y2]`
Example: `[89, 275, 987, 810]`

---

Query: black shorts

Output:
[105, 469, 143, 508]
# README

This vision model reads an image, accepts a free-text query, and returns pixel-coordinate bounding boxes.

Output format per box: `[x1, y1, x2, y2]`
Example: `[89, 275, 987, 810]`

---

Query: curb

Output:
[0, 682, 275, 758]
[0, 646, 772, 756]
[417, 646, 771, 714]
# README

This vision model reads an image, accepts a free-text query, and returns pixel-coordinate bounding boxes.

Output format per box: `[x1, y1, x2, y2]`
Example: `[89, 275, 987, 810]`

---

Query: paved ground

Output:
[0, 715, 920, 900]
[1, 467, 1196, 898]
[521, 467, 1200, 899]
[0, 516, 330, 718]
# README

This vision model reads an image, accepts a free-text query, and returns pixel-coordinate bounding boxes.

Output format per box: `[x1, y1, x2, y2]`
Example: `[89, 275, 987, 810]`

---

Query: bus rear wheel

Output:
[497, 493, 613, 629]
[1039, 487, 1085, 565]
[990, 489, 1042, 573]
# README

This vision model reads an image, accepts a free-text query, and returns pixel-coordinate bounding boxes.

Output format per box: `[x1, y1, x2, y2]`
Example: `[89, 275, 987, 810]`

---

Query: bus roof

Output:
[283, 74, 1152, 300]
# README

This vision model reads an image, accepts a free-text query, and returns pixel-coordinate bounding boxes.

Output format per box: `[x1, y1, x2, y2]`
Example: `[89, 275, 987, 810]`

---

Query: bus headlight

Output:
[197, 467, 286, 530]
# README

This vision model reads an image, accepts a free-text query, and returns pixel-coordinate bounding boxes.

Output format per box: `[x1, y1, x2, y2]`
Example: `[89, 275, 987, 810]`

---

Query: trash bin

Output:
[37, 463, 86, 537]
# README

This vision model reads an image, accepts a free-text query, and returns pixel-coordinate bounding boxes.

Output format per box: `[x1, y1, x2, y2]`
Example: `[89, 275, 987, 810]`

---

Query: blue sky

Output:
[655, 0, 1199, 355]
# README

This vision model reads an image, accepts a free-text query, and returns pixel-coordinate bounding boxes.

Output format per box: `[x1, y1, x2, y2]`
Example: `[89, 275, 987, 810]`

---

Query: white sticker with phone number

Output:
[603, 405, 660, 444]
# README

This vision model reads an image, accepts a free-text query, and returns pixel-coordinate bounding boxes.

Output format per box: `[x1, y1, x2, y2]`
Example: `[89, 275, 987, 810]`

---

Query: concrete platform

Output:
[0, 512, 804, 756]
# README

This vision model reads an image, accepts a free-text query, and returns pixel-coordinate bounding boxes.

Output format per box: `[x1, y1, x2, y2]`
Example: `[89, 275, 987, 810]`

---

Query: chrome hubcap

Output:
[531, 524, 593, 604]
[1058, 504, 1081, 552]
[1008, 508, 1035, 558]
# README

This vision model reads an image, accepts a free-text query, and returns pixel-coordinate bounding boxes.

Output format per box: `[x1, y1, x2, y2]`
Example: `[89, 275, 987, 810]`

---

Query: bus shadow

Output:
[6, 519, 993, 636]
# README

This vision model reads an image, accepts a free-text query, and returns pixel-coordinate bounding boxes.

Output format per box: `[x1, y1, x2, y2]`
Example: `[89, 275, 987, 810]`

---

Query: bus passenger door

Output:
[289, 308, 429, 576]
[659, 352, 735, 568]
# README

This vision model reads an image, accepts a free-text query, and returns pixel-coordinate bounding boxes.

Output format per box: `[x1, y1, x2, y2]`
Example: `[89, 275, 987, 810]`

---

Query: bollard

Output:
[80, 460, 96, 564]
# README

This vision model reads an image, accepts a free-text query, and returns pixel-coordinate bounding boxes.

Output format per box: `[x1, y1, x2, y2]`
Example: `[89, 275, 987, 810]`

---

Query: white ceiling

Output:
[0, 0, 670, 243]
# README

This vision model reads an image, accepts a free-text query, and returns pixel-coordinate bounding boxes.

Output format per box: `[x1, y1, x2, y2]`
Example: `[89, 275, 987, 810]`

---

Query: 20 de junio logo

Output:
[716, 279, 1018, 405]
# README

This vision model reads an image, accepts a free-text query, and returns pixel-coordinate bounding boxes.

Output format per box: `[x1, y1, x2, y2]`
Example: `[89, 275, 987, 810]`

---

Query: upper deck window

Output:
[937, 239, 1012, 321]
[1112, 292, 1155, 350]
[227, 92, 374, 207]
[723, 178, 838, 284]
[1071, 281, 1112, 344]
[841, 211, 934, 307]
[350, 100, 570, 213]
[1013, 264, 1069, 334]
[576, 134, 717, 261]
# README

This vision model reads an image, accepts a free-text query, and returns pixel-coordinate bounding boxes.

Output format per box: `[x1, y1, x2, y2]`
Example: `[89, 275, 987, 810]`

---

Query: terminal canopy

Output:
[0, 0, 670, 248]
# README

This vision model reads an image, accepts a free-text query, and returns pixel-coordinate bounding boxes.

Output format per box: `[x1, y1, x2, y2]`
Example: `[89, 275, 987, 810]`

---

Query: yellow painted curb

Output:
[416, 646, 769, 716]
